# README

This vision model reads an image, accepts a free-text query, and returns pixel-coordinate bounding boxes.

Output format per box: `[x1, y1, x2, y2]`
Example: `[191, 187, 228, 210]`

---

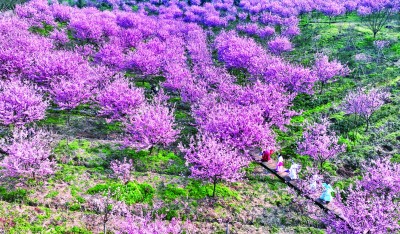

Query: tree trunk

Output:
[103, 206, 108, 234]
[212, 179, 217, 197]
[67, 110, 71, 127]
[66, 110, 71, 147]
[319, 82, 325, 94]
[103, 218, 107, 234]
[365, 118, 370, 132]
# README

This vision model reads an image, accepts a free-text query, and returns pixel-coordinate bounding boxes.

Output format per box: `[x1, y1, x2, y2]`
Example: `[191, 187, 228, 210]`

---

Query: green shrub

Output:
[87, 181, 154, 205]
[391, 154, 400, 163]
[29, 23, 54, 36]
[185, 180, 239, 199]
[68, 203, 81, 211]
[54, 165, 86, 182]
[168, 97, 181, 103]
[334, 178, 357, 190]
[292, 154, 313, 168]
[294, 226, 324, 234]
[266, 192, 292, 206]
[157, 206, 180, 220]
[135, 81, 151, 89]
[174, 111, 188, 120]
[159, 184, 188, 202]
[55, 139, 91, 153]
[0, 186, 28, 203]
[45, 191, 59, 199]
[132, 5, 139, 11]
[338, 136, 354, 151]
[322, 161, 337, 175]
[390, 42, 400, 56]
[55, 226, 92, 234]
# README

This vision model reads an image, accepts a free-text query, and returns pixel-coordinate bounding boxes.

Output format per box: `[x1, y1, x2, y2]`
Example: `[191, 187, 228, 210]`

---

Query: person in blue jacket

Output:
[320, 182, 334, 204]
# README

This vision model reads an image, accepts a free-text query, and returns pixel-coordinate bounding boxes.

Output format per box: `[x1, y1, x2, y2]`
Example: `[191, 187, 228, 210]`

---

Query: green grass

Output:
[391, 154, 400, 163]
[391, 42, 400, 56]
[334, 177, 359, 190]
[265, 191, 292, 206]
[54, 164, 87, 182]
[54, 226, 92, 234]
[55, 139, 91, 153]
[186, 180, 240, 199]
[294, 226, 325, 234]
[90, 145, 188, 175]
[158, 184, 188, 202]
[321, 161, 337, 175]
[87, 181, 155, 205]
[135, 81, 151, 89]
[45, 191, 59, 199]
[174, 110, 188, 120]
[158, 180, 240, 200]
[0, 186, 28, 203]
[29, 23, 54, 37]
[0, 202, 92, 234]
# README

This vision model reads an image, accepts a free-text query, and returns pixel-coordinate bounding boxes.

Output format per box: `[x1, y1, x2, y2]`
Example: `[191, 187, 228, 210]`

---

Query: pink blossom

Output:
[110, 158, 134, 184]
[0, 127, 56, 179]
[297, 119, 345, 167]
[0, 79, 48, 126]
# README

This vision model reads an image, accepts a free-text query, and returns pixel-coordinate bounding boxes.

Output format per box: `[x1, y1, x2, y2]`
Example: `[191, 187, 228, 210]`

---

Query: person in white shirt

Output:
[289, 160, 301, 180]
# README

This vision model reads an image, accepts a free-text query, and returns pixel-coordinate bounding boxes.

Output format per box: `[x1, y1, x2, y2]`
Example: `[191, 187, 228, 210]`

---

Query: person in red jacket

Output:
[261, 149, 274, 162]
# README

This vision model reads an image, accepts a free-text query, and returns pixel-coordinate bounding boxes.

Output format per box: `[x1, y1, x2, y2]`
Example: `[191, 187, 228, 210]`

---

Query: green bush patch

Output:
[87, 181, 154, 205]
[0, 186, 28, 203]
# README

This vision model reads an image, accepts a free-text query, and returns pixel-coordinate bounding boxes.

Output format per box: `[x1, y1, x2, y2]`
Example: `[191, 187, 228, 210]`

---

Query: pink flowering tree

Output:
[110, 157, 133, 184]
[49, 77, 95, 125]
[267, 37, 293, 55]
[357, 0, 398, 38]
[124, 102, 179, 152]
[214, 31, 265, 70]
[50, 77, 94, 110]
[323, 186, 399, 234]
[126, 37, 165, 76]
[0, 127, 55, 180]
[312, 54, 349, 93]
[358, 157, 400, 196]
[297, 119, 345, 168]
[262, 61, 317, 94]
[96, 77, 145, 122]
[0, 79, 48, 126]
[323, 158, 400, 233]
[193, 99, 276, 156]
[292, 156, 400, 233]
[341, 88, 390, 131]
[180, 133, 249, 197]
[236, 81, 297, 130]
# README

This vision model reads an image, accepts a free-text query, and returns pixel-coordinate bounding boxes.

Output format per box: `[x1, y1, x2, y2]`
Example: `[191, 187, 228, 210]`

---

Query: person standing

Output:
[289, 160, 301, 180]
[276, 154, 284, 172]
[261, 148, 274, 162]
[319, 182, 334, 204]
